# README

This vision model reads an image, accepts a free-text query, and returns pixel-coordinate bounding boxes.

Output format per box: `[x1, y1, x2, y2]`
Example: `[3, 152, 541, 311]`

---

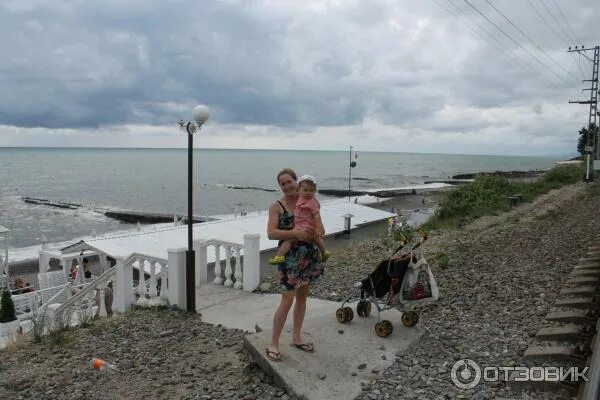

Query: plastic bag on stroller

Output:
[399, 253, 439, 304]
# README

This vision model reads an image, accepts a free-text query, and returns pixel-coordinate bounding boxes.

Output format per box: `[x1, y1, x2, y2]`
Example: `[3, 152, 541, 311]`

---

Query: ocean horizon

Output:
[0, 146, 577, 158]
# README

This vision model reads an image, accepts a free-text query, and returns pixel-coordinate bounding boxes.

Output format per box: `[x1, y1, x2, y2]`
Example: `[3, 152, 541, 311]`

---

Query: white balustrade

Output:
[159, 262, 169, 302]
[192, 234, 261, 292]
[136, 257, 146, 298]
[149, 261, 158, 298]
[224, 246, 233, 287]
[213, 244, 223, 285]
[98, 287, 107, 317]
[233, 247, 243, 289]
[52, 253, 168, 327]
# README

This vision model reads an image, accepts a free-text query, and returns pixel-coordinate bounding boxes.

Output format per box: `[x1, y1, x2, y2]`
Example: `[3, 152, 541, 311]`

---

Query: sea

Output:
[0, 148, 563, 249]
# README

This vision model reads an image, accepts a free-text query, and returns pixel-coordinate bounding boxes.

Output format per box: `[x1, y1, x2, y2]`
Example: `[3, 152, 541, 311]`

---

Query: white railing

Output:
[12, 283, 73, 320]
[113, 253, 168, 314]
[193, 234, 261, 293]
[13, 233, 260, 330]
[9, 252, 170, 339]
[197, 239, 243, 289]
[53, 267, 117, 326]
[129, 255, 169, 307]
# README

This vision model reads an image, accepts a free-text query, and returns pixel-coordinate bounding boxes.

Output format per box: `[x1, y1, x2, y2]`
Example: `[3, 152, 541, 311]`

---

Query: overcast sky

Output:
[0, 0, 597, 155]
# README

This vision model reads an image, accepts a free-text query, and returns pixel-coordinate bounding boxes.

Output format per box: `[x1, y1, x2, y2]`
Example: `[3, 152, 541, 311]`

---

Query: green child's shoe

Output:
[321, 251, 331, 263]
[269, 255, 286, 265]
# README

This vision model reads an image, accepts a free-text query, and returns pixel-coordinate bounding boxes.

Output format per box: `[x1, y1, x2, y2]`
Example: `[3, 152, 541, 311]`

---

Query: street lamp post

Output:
[179, 105, 209, 312]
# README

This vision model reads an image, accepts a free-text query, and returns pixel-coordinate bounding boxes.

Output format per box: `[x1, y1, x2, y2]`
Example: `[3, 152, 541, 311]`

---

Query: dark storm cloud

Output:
[0, 0, 598, 141]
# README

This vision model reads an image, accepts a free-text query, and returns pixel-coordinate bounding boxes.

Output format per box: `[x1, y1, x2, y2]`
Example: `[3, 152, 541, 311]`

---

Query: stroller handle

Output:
[390, 231, 427, 258]
[386, 231, 427, 278]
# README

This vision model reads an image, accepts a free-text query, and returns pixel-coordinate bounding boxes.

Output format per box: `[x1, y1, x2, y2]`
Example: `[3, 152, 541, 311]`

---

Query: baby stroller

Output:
[335, 230, 434, 337]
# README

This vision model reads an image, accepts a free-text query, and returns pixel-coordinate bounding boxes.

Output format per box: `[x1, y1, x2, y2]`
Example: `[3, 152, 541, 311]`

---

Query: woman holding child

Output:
[265, 168, 327, 362]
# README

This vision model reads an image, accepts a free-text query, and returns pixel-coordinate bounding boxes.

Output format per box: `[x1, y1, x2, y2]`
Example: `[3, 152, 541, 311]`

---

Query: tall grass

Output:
[423, 164, 583, 230]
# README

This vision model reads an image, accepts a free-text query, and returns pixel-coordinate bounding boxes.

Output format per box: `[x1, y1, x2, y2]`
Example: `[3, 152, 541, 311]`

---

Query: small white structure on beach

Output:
[57, 200, 394, 281]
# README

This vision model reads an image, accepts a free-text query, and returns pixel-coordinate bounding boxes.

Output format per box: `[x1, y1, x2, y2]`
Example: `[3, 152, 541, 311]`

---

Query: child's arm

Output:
[313, 211, 325, 236]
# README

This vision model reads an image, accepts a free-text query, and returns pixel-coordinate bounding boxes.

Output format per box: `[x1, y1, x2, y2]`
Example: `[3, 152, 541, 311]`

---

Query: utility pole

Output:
[348, 146, 353, 201]
[568, 45, 599, 182]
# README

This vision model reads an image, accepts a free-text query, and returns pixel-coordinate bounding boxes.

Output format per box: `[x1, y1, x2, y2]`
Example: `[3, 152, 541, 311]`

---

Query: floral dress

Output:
[276, 200, 324, 291]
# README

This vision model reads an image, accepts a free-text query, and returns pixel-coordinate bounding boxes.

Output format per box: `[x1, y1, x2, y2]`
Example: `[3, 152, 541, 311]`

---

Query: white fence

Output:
[20, 233, 260, 329]
[195, 233, 261, 291]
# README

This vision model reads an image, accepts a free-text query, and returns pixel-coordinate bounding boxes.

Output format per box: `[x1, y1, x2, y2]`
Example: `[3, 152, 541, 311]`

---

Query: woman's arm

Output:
[267, 202, 314, 242]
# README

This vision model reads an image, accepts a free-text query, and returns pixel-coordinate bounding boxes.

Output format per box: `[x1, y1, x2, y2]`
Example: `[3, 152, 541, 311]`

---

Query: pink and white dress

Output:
[293, 197, 320, 234]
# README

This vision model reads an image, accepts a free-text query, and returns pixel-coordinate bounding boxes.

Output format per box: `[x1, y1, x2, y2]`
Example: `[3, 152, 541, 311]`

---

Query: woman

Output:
[266, 168, 325, 361]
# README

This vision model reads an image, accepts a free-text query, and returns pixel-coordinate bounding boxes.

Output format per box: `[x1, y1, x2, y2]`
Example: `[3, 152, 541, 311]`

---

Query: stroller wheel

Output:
[375, 320, 393, 337]
[343, 306, 354, 322]
[336, 308, 346, 323]
[357, 300, 371, 317]
[401, 311, 419, 327]
[357, 301, 364, 317]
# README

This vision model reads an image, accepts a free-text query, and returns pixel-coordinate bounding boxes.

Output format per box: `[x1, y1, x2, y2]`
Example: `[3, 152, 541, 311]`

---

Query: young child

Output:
[269, 175, 330, 265]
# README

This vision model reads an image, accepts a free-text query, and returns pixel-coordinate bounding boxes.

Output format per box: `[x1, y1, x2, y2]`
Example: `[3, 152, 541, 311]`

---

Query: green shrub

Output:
[423, 164, 583, 230]
[391, 224, 415, 243]
[0, 289, 17, 323]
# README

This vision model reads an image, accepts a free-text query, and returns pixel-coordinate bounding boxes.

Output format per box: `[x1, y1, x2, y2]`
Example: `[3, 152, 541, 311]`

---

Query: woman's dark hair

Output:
[277, 168, 297, 183]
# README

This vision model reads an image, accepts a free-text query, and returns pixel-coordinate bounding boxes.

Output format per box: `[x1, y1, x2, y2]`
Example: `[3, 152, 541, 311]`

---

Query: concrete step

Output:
[560, 286, 598, 296]
[555, 297, 597, 309]
[580, 257, 600, 263]
[573, 264, 600, 271]
[571, 269, 600, 277]
[535, 326, 592, 342]
[523, 345, 585, 362]
[566, 276, 600, 286]
[577, 262, 600, 269]
[546, 310, 595, 324]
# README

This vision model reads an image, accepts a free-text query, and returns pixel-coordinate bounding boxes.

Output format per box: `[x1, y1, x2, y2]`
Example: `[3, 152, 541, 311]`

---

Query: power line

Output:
[539, 0, 576, 45]
[484, 0, 579, 86]
[463, 0, 575, 88]
[440, 0, 540, 77]
[550, 0, 579, 44]
[430, 0, 535, 77]
[526, 0, 570, 48]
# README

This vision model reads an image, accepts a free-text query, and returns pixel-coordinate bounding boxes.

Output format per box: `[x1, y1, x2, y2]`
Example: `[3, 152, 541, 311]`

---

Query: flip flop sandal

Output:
[265, 348, 282, 362]
[291, 343, 315, 353]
